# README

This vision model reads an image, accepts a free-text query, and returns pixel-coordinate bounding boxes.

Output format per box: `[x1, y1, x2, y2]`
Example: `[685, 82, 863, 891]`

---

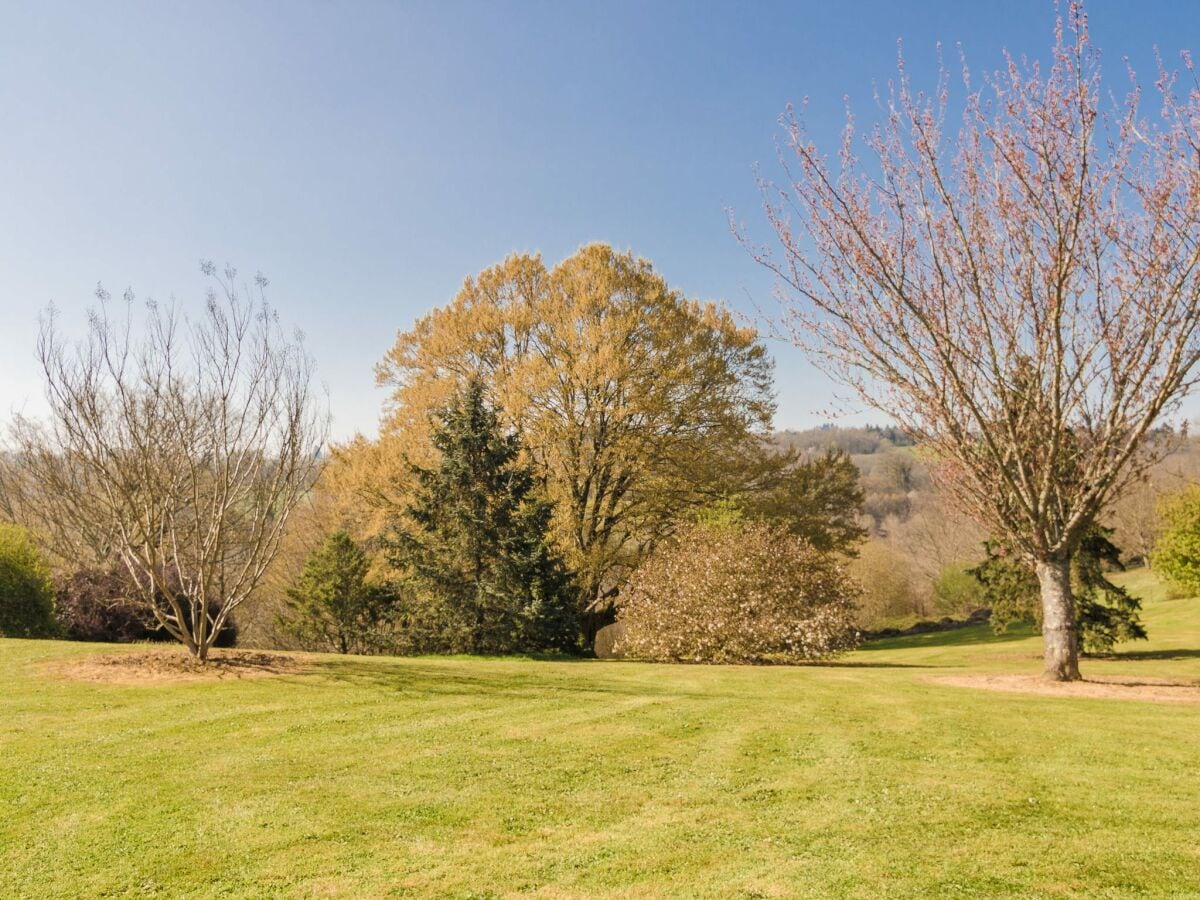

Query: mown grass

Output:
[2, 569, 1198, 898]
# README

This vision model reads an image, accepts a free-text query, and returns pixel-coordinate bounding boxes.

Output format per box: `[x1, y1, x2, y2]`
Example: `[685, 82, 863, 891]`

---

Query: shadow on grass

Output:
[293, 653, 945, 700]
[802, 660, 946, 669]
[1103, 649, 1200, 661]
[300, 657, 699, 699]
[857, 623, 1034, 651]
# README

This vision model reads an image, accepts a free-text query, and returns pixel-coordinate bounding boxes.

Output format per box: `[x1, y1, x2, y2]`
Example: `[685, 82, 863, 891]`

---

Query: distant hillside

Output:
[770, 424, 1200, 627]
[773, 424, 915, 457]
[772, 425, 927, 531]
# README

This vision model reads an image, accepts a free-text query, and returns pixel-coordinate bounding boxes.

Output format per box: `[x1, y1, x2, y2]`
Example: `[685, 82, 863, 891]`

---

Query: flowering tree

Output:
[748, 6, 1200, 680]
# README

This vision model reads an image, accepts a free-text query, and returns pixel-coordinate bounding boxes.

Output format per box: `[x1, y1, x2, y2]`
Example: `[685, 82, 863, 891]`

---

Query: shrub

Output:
[55, 565, 237, 646]
[615, 520, 859, 663]
[0, 524, 57, 638]
[1153, 485, 1200, 596]
[932, 564, 985, 615]
[55, 568, 152, 642]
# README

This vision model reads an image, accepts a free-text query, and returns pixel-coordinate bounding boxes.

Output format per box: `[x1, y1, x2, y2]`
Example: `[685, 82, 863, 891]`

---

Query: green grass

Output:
[3, 570, 1199, 898]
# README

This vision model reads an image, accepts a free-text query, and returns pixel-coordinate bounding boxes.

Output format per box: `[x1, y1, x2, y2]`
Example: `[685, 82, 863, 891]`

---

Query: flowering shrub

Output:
[614, 520, 859, 663]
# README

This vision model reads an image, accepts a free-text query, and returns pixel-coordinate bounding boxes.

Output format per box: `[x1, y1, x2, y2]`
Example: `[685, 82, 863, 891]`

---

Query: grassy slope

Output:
[2, 570, 1198, 898]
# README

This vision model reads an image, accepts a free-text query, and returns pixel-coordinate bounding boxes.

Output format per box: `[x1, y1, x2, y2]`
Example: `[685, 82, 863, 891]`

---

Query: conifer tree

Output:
[387, 380, 579, 654]
[970, 527, 1147, 654]
[283, 531, 393, 654]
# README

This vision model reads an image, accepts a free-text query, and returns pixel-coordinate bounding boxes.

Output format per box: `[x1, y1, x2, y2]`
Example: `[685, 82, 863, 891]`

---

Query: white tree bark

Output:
[1035, 558, 1080, 682]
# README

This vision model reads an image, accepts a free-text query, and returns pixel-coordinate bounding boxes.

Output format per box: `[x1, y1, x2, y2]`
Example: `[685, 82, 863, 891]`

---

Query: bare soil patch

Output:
[928, 672, 1200, 704]
[48, 647, 306, 685]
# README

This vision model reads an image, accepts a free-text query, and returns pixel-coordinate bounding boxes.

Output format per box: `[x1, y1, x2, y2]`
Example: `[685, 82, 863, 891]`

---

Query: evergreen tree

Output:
[386, 380, 579, 654]
[283, 531, 393, 654]
[969, 526, 1147, 654]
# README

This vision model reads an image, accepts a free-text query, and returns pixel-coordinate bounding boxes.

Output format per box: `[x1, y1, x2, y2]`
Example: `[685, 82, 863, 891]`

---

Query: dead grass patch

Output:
[927, 672, 1200, 704]
[47, 647, 307, 685]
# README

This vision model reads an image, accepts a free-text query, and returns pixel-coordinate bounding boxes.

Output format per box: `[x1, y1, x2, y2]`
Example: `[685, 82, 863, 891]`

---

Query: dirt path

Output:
[927, 672, 1200, 704]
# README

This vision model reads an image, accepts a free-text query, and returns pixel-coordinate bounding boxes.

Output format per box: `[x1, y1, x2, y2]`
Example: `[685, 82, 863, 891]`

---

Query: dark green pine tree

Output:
[283, 531, 393, 655]
[969, 525, 1148, 654]
[387, 379, 580, 655]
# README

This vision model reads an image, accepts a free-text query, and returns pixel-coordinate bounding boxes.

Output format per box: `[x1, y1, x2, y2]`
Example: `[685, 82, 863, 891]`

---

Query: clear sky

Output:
[2, 1, 1198, 441]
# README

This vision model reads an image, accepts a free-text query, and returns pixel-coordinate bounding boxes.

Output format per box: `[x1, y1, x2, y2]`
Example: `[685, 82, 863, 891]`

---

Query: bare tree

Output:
[746, 7, 1200, 679]
[885, 493, 987, 587]
[1, 263, 328, 661]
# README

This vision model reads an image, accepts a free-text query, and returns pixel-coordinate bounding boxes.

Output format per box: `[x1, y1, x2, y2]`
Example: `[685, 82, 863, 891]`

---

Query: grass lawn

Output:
[2, 569, 1199, 898]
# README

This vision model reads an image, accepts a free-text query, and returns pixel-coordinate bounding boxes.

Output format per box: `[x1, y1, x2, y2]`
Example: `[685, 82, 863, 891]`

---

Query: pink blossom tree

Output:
[747, 4, 1200, 680]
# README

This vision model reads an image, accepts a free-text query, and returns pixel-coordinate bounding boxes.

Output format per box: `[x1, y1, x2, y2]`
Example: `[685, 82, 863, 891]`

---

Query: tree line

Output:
[286, 244, 870, 658]
[0, 247, 866, 663]
[4, 3, 1200, 681]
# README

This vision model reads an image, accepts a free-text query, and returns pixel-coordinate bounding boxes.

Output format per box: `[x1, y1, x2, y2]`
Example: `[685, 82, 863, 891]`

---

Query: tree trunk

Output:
[581, 603, 616, 652]
[196, 605, 209, 665]
[1035, 557, 1080, 682]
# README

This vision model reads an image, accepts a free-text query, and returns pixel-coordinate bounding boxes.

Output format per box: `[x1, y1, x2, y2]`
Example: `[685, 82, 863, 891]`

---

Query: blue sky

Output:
[2, 1, 1198, 440]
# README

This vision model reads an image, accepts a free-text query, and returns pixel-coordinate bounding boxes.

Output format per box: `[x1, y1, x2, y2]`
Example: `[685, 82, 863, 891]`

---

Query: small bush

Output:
[932, 564, 985, 615]
[55, 566, 236, 646]
[55, 568, 152, 642]
[0, 524, 57, 638]
[1153, 485, 1200, 596]
[615, 520, 859, 664]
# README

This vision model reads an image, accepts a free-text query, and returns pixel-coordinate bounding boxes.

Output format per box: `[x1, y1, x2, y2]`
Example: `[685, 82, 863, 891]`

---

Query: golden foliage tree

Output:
[344, 243, 775, 635]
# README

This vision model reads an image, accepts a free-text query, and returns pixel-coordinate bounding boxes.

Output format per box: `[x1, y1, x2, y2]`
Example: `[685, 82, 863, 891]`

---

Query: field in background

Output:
[2, 569, 1198, 897]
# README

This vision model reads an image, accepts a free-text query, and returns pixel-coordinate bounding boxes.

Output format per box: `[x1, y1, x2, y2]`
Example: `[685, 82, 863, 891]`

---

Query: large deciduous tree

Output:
[0, 264, 327, 661]
[720, 445, 867, 554]
[368, 243, 775, 637]
[748, 7, 1200, 679]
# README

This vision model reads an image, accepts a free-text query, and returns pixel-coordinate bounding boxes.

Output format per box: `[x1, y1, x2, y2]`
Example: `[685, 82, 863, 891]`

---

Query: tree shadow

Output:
[858, 624, 1033, 651]
[1100, 648, 1200, 662]
[294, 654, 947, 700]
[299, 657, 700, 699]
[802, 660, 948, 669]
